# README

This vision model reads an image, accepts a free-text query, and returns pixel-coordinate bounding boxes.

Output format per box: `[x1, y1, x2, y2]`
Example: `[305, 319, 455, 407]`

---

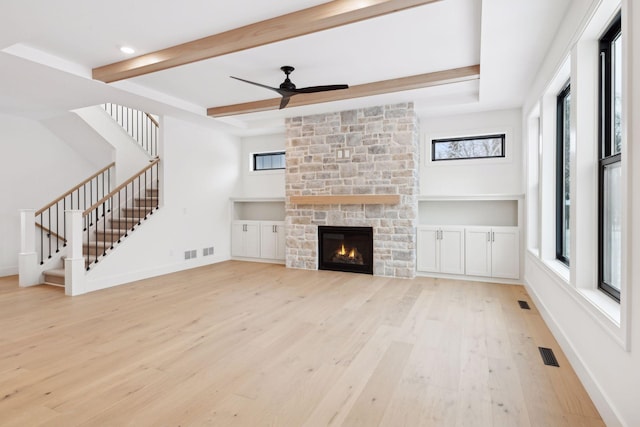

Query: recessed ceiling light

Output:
[120, 46, 135, 55]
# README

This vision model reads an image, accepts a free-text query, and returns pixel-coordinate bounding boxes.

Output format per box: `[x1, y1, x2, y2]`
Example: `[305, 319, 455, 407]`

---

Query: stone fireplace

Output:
[318, 226, 373, 274]
[285, 103, 419, 278]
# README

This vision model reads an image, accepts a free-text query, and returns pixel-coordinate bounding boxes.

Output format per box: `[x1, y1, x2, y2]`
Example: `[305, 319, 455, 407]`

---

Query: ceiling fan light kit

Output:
[231, 66, 349, 109]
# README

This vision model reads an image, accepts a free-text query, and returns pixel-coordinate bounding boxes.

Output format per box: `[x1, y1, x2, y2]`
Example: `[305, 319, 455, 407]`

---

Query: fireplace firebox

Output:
[318, 226, 373, 274]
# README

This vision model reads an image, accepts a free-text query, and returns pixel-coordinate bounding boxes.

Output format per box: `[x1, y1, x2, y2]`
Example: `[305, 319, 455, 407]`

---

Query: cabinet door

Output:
[231, 222, 245, 257]
[274, 223, 286, 260]
[244, 223, 261, 258]
[465, 227, 492, 277]
[417, 227, 439, 272]
[260, 223, 276, 259]
[440, 227, 465, 275]
[491, 227, 520, 279]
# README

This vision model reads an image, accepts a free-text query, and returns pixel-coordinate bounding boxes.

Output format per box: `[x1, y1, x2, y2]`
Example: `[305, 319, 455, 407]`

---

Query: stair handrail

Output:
[145, 112, 159, 128]
[82, 157, 160, 270]
[35, 223, 66, 243]
[36, 162, 115, 216]
[84, 158, 159, 216]
[102, 103, 159, 157]
[33, 162, 115, 265]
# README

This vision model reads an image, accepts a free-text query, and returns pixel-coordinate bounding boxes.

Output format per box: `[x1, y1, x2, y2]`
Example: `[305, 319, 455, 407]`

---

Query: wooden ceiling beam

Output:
[92, 0, 442, 83]
[207, 65, 480, 117]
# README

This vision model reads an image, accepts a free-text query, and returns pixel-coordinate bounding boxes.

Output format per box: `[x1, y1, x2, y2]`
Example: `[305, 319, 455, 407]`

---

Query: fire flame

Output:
[338, 243, 357, 259]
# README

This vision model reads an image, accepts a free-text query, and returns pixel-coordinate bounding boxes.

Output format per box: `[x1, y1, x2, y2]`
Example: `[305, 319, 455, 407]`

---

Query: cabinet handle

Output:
[243, 224, 247, 232]
[273, 225, 277, 233]
[492, 231, 495, 242]
[487, 232, 491, 242]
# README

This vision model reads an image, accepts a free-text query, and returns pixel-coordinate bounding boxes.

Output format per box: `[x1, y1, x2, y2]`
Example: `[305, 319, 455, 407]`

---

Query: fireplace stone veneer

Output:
[285, 103, 419, 278]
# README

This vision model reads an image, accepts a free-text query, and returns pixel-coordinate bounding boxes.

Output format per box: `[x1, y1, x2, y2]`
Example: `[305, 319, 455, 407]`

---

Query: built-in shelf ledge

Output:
[289, 195, 400, 205]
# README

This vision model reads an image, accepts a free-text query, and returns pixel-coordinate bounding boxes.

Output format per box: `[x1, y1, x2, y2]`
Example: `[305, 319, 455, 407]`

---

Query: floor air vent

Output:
[538, 347, 560, 367]
[518, 300, 531, 310]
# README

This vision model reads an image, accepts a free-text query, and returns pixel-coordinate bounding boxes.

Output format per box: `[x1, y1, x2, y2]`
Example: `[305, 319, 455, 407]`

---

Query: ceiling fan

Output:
[231, 66, 349, 109]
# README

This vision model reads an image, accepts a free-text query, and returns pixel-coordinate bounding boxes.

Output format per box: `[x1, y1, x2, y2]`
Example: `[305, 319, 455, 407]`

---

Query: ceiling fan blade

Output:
[232, 67, 349, 110]
[230, 76, 279, 93]
[294, 84, 349, 94]
[279, 96, 292, 109]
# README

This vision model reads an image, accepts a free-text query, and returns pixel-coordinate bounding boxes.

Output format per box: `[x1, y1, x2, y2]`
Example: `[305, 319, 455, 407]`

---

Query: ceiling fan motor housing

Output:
[279, 66, 296, 90]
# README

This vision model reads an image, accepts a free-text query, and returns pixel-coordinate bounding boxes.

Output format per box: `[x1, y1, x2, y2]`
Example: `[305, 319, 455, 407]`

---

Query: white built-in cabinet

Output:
[231, 221, 261, 258]
[230, 198, 286, 263]
[464, 227, 519, 279]
[260, 222, 286, 260]
[416, 226, 465, 274]
[416, 195, 523, 281]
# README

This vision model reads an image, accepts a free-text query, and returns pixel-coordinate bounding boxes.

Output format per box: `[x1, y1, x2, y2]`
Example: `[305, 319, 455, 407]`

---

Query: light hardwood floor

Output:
[0, 261, 604, 426]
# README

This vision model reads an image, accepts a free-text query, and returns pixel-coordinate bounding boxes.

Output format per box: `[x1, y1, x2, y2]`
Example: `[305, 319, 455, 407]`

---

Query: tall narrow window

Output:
[556, 82, 571, 266]
[599, 14, 622, 302]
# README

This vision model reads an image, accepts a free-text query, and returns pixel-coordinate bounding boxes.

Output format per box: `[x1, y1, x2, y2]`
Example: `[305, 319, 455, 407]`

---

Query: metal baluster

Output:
[110, 194, 114, 249]
[107, 167, 111, 212]
[47, 207, 52, 259]
[125, 185, 128, 236]
[55, 203, 60, 253]
[117, 191, 122, 243]
[86, 216, 90, 270]
[40, 213, 44, 265]
[94, 207, 99, 262]
[63, 197, 67, 247]
[151, 162, 155, 213]
[144, 166, 148, 219]
[138, 175, 141, 225]
[102, 203, 107, 256]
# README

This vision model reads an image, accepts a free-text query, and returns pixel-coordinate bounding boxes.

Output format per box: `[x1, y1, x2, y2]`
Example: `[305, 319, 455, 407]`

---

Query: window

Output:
[431, 134, 505, 161]
[599, 14, 622, 302]
[253, 151, 285, 171]
[556, 82, 571, 266]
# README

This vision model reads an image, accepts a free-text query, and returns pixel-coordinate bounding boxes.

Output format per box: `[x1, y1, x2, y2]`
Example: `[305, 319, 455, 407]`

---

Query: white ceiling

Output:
[0, 0, 571, 135]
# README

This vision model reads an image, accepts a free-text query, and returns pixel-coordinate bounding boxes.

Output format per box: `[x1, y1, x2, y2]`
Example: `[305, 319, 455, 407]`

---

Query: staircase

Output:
[42, 159, 160, 288]
[80, 184, 158, 265]
[20, 103, 161, 295]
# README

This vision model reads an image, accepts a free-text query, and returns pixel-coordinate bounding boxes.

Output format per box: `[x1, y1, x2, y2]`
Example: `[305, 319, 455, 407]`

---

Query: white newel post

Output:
[19, 209, 40, 287]
[64, 210, 86, 296]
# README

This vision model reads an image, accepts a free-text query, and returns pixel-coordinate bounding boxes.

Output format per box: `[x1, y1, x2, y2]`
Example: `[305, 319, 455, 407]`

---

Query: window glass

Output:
[599, 14, 622, 301]
[253, 152, 285, 171]
[613, 34, 622, 155]
[602, 161, 622, 292]
[556, 84, 571, 265]
[431, 134, 505, 161]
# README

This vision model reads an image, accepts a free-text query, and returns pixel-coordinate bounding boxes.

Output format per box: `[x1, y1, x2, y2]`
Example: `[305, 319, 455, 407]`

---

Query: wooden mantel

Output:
[289, 195, 400, 205]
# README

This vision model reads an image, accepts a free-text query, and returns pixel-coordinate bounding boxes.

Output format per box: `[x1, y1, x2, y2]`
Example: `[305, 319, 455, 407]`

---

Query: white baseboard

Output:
[84, 255, 232, 294]
[523, 276, 624, 427]
[415, 270, 523, 285]
[0, 266, 18, 277]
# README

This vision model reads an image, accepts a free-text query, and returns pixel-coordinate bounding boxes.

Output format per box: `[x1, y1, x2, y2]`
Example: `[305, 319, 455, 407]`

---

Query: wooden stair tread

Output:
[43, 268, 65, 287]
[44, 268, 65, 277]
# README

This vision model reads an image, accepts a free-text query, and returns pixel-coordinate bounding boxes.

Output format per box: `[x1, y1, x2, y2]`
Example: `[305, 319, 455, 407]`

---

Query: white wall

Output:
[523, 0, 639, 425]
[83, 115, 242, 292]
[40, 112, 113, 171]
[0, 114, 98, 276]
[419, 108, 523, 196]
[239, 133, 285, 198]
[74, 106, 151, 185]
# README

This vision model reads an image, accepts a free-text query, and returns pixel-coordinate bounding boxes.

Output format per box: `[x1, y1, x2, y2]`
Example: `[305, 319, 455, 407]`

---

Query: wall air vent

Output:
[518, 300, 531, 310]
[538, 347, 560, 367]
